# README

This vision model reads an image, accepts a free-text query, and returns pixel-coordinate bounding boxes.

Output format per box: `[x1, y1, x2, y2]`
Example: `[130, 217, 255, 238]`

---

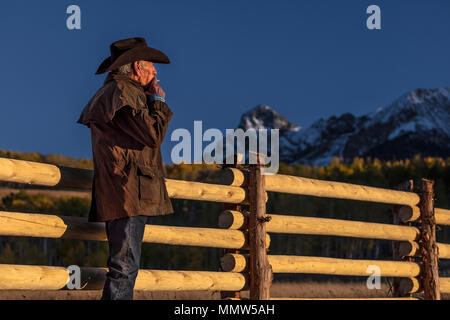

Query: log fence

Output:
[0, 156, 449, 299]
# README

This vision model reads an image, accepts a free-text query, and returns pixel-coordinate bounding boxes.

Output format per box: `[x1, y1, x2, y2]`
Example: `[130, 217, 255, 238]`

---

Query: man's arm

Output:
[112, 100, 173, 148]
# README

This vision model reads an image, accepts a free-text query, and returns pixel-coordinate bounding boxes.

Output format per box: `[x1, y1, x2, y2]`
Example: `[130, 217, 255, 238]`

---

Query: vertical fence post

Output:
[392, 180, 414, 297]
[418, 178, 440, 300]
[248, 153, 272, 300]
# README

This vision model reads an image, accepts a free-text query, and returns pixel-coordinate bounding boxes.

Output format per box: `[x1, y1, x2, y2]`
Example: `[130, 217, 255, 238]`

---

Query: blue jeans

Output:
[101, 215, 150, 300]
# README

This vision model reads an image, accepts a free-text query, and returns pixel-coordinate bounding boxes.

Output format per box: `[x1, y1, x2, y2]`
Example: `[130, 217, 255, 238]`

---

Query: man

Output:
[77, 37, 174, 300]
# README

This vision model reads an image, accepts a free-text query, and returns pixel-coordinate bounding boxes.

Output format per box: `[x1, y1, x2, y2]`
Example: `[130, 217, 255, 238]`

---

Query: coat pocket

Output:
[137, 165, 161, 205]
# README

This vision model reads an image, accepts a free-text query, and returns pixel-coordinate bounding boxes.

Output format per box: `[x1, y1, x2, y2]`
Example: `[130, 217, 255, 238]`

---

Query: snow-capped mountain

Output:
[236, 88, 450, 166]
[237, 104, 301, 132]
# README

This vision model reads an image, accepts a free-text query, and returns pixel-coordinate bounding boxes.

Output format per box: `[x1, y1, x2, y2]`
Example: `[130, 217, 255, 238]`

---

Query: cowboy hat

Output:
[95, 37, 170, 74]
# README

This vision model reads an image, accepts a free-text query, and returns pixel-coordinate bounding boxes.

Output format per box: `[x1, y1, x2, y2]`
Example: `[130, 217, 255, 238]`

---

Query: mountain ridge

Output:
[236, 87, 450, 166]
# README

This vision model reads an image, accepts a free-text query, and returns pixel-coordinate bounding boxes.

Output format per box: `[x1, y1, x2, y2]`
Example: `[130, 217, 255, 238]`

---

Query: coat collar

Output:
[77, 72, 147, 127]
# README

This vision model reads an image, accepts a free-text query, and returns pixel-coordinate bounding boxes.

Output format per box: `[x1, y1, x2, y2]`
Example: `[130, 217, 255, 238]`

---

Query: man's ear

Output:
[132, 61, 140, 75]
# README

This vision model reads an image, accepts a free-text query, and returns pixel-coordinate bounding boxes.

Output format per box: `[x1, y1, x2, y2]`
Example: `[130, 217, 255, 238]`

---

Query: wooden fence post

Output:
[392, 180, 414, 297]
[248, 153, 272, 300]
[418, 178, 440, 300]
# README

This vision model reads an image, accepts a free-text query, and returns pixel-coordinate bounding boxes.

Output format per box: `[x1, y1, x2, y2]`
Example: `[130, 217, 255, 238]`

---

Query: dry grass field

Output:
[1, 281, 447, 300]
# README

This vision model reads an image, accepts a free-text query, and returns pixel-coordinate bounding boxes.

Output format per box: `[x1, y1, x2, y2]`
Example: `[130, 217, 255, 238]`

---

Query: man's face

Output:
[135, 61, 157, 87]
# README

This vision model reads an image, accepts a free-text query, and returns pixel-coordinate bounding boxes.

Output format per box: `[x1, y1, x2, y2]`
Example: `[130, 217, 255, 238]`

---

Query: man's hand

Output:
[145, 76, 166, 100]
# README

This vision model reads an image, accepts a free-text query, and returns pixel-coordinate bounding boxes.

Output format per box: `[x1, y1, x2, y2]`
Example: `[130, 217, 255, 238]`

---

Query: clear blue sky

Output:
[0, 1, 449, 163]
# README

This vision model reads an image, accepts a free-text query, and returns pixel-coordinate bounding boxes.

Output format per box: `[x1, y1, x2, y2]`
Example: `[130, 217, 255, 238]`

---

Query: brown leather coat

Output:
[77, 72, 174, 222]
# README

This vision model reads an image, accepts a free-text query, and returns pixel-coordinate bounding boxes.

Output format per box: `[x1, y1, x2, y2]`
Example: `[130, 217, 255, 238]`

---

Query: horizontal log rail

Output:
[0, 211, 270, 249]
[222, 168, 420, 207]
[398, 241, 420, 257]
[435, 208, 450, 226]
[263, 171, 420, 206]
[399, 206, 450, 225]
[397, 277, 421, 294]
[398, 206, 421, 222]
[219, 210, 419, 242]
[441, 277, 450, 294]
[436, 242, 450, 260]
[0, 158, 248, 204]
[165, 179, 246, 203]
[0, 264, 247, 291]
[0, 158, 64, 187]
[220, 254, 421, 278]
[398, 241, 450, 260]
